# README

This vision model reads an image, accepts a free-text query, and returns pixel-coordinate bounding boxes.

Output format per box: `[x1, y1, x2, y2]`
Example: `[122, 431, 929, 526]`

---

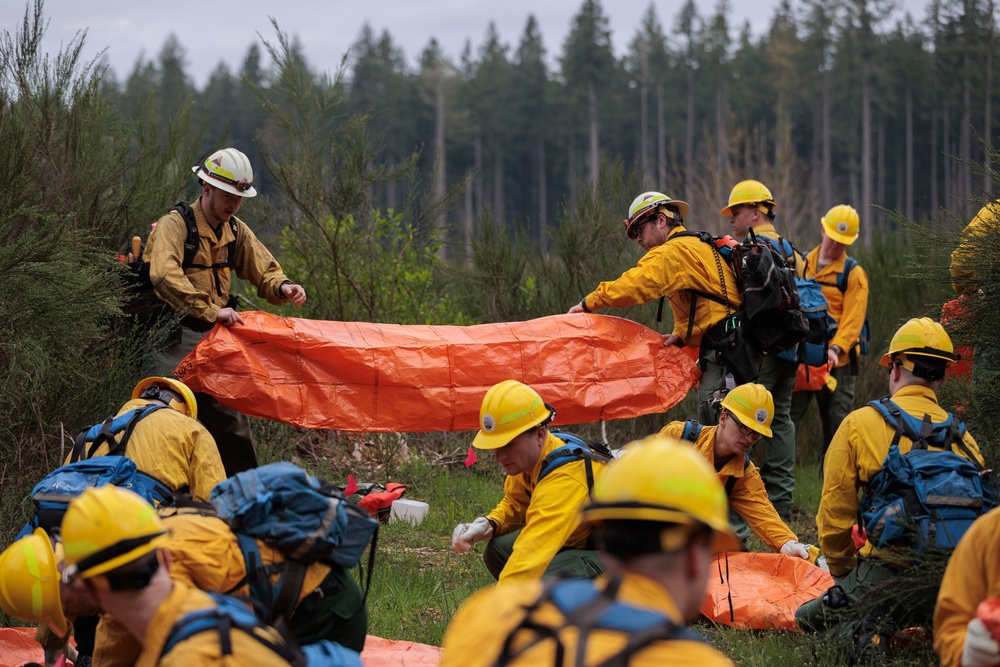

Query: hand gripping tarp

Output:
[175, 311, 700, 432]
[700, 552, 834, 631]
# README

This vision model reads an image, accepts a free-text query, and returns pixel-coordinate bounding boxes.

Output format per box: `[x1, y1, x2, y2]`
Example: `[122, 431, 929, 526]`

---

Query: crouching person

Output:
[91, 508, 368, 666]
[56, 486, 360, 666]
[660, 383, 818, 561]
[452, 380, 608, 584]
[441, 436, 737, 666]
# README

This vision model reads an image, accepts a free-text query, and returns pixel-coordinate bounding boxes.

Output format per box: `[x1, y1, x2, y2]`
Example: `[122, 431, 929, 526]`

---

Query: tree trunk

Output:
[906, 86, 914, 220]
[640, 47, 651, 188]
[987, 2, 995, 197]
[944, 103, 952, 210]
[474, 125, 483, 215]
[537, 141, 547, 243]
[686, 68, 695, 192]
[961, 47, 972, 217]
[494, 145, 505, 225]
[588, 80, 599, 187]
[434, 70, 447, 259]
[716, 83, 728, 196]
[822, 68, 832, 212]
[877, 109, 885, 229]
[464, 179, 473, 262]
[657, 80, 667, 187]
[931, 108, 939, 217]
[861, 57, 873, 243]
[568, 140, 576, 209]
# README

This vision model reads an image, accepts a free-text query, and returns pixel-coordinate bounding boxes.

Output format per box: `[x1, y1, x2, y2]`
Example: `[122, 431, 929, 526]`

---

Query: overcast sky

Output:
[4, 0, 932, 87]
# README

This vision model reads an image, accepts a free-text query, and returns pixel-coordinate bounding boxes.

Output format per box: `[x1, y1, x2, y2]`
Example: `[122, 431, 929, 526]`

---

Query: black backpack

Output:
[667, 229, 808, 355]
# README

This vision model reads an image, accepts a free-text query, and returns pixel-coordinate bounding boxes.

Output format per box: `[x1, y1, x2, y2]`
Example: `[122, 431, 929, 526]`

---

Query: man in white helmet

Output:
[144, 147, 306, 475]
[567, 191, 748, 424]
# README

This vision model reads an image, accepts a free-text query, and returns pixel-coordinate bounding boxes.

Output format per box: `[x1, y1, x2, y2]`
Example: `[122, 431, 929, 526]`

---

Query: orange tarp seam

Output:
[176, 312, 700, 432]
[700, 552, 834, 631]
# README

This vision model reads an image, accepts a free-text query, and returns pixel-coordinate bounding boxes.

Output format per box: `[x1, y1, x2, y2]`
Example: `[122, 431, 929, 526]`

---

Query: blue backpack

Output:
[69, 405, 166, 462]
[17, 455, 175, 539]
[160, 591, 362, 666]
[535, 430, 613, 495]
[859, 397, 995, 551]
[496, 577, 705, 665]
[211, 463, 379, 622]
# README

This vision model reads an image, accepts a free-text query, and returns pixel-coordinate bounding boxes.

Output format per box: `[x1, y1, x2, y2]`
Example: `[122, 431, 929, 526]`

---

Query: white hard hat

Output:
[192, 147, 257, 197]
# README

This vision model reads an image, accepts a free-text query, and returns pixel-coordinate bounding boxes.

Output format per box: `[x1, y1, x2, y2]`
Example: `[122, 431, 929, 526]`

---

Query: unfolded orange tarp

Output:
[176, 312, 700, 432]
[0, 626, 45, 667]
[699, 552, 834, 631]
[361, 635, 441, 666]
[0, 628, 439, 667]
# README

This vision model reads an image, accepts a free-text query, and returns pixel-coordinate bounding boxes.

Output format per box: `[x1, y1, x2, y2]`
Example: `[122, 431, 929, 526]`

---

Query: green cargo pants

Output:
[291, 565, 369, 652]
[790, 365, 856, 470]
[483, 530, 604, 581]
[756, 354, 798, 521]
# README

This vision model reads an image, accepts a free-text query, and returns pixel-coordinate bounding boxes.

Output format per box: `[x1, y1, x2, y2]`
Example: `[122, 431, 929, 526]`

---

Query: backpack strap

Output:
[173, 202, 241, 299]
[494, 576, 706, 667]
[537, 436, 613, 497]
[837, 257, 857, 293]
[680, 420, 703, 444]
[160, 592, 302, 664]
[71, 405, 166, 462]
[724, 454, 752, 495]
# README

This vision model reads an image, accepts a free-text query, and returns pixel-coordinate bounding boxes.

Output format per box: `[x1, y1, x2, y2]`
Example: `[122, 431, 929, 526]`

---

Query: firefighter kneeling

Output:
[441, 436, 738, 666]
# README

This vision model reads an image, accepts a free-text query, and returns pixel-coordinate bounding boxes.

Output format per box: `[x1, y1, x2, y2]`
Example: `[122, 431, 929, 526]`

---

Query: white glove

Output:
[816, 555, 830, 571]
[451, 517, 494, 553]
[780, 540, 811, 560]
[962, 618, 1000, 667]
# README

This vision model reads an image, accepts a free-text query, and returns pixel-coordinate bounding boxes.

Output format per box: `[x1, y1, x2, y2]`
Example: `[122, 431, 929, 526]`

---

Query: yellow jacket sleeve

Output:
[950, 203, 998, 295]
[816, 411, 863, 576]
[494, 461, 593, 585]
[94, 616, 143, 667]
[230, 220, 293, 304]
[486, 477, 530, 536]
[146, 199, 294, 325]
[147, 209, 219, 322]
[829, 261, 869, 360]
[934, 507, 1000, 667]
[728, 462, 798, 551]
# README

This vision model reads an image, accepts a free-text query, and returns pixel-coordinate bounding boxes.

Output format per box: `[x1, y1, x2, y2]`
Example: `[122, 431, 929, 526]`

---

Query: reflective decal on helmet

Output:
[481, 414, 496, 433]
[755, 408, 769, 424]
[837, 221, 848, 233]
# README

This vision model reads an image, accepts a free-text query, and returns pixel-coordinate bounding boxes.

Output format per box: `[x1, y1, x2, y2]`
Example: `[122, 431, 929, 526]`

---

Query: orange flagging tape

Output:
[176, 312, 700, 432]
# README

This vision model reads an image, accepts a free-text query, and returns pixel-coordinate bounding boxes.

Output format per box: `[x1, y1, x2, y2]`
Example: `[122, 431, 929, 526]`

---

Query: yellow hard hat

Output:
[582, 435, 741, 553]
[472, 380, 553, 450]
[132, 376, 198, 419]
[60, 486, 169, 581]
[192, 147, 257, 197]
[720, 383, 774, 438]
[880, 317, 958, 368]
[720, 179, 776, 216]
[821, 204, 860, 245]
[0, 528, 69, 636]
[624, 191, 690, 239]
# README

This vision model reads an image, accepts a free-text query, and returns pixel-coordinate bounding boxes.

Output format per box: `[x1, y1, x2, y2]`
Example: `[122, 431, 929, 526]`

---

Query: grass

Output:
[358, 451, 940, 666]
